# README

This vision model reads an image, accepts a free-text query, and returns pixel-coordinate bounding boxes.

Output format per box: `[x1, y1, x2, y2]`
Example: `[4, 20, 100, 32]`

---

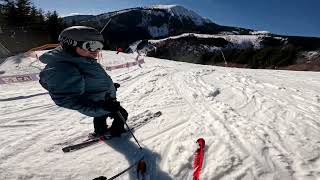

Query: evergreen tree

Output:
[29, 6, 45, 30]
[0, 3, 4, 27]
[15, 0, 32, 27]
[71, 19, 77, 26]
[0, 0, 18, 27]
[46, 11, 65, 42]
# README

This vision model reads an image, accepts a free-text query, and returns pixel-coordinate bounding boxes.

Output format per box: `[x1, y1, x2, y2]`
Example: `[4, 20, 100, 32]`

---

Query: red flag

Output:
[193, 138, 205, 180]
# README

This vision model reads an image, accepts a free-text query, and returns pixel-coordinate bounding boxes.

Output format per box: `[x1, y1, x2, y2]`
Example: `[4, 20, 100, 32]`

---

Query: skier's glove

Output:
[114, 83, 120, 91]
[103, 97, 121, 112]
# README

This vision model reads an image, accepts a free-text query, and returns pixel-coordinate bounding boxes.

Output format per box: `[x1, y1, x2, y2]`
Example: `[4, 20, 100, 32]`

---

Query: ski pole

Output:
[100, 18, 112, 33]
[117, 111, 143, 149]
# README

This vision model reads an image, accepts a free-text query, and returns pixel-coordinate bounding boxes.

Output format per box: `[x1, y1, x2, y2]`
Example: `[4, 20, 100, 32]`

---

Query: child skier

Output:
[39, 26, 127, 137]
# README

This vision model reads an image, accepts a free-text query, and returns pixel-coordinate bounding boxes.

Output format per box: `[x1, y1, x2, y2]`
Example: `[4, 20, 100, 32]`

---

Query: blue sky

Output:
[31, 0, 320, 37]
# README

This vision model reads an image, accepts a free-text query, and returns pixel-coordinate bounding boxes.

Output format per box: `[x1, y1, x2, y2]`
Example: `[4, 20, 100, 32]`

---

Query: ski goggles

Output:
[79, 41, 104, 52]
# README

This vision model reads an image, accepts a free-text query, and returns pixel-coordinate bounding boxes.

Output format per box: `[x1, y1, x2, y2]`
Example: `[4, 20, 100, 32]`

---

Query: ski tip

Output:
[155, 111, 162, 117]
[196, 138, 205, 148]
[137, 159, 147, 174]
[92, 176, 107, 180]
[62, 147, 71, 153]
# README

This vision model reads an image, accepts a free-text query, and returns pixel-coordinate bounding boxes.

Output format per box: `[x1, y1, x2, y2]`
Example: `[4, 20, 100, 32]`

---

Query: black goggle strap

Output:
[80, 41, 104, 51]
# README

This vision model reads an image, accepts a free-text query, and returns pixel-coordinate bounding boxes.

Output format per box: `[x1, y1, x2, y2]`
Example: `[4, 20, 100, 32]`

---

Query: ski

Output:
[62, 135, 112, 153]
[193, 138, 205, 180]
[93, 155, 145, 180]
[62, 129, 135, 153]
[136, 158, 148, 180]
[61, 111, 162, 153]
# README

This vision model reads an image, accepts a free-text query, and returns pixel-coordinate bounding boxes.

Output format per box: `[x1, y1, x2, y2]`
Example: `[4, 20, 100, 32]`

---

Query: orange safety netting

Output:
[27, 44, 59, 52]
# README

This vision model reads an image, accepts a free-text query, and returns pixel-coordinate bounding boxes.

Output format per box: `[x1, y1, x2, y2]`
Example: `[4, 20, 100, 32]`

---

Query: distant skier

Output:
[39, 26, 127, 137]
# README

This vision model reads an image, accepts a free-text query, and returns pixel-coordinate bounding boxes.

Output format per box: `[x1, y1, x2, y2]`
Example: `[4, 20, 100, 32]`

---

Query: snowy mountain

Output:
[64, 5, 252, 49]
[68, 4, 215, 33]
[63, 15, 95, 25]
[146, 5, 212, 26]
[0, 50, 320, 179]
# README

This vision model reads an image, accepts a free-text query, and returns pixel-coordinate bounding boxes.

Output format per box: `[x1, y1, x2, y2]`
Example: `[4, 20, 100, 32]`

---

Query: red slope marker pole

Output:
[193, 138, 205, 180]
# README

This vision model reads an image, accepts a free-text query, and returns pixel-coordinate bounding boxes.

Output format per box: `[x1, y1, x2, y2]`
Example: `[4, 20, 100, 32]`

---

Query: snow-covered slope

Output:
[148, 33, 267, 49]
[0, 51, 320, 180]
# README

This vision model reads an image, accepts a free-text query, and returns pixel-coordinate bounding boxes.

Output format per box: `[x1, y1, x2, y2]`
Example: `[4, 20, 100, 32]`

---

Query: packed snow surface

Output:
[0, 51, 320, 180]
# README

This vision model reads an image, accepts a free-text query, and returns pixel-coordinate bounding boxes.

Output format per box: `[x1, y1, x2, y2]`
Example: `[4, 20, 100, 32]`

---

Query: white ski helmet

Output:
[58, 26, 104, 52]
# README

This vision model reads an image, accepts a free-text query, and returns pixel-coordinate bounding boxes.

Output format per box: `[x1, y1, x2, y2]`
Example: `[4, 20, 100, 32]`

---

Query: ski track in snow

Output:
[0, 51, 320, 180]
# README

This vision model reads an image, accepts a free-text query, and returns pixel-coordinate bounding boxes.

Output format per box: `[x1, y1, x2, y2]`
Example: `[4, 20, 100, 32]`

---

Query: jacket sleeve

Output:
[40, 63, 109, 117]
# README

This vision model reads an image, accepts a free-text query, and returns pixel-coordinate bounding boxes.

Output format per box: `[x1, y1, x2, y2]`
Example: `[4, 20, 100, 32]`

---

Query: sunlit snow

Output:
[0, 50, 319, 179]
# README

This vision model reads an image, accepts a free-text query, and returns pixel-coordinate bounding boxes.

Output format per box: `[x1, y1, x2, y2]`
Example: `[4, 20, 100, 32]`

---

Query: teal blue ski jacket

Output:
[39, 47, 116, 117]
